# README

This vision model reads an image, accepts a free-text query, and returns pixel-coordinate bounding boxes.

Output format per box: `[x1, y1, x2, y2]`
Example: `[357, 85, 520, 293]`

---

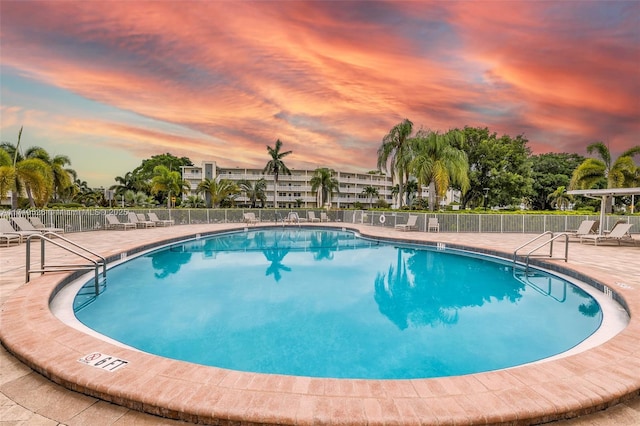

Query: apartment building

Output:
[181, 161, 460, 209]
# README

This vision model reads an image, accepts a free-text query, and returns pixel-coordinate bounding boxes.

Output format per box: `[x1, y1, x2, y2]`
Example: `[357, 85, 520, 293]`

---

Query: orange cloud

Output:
[1, 0, 637, 186]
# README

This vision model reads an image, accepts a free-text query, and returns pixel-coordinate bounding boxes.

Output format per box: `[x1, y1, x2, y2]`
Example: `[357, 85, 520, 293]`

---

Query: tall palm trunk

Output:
[428, 181, 437, 211]
[273, 173, 278, 208]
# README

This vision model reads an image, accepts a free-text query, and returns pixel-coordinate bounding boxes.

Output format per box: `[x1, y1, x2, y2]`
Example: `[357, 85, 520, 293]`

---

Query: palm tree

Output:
[182, 195, 206, 208]
[150, 165, 189, 208]
[570, 142, 640, 190]
[123, 190, 150, 207]
[263, 139, 292, 208]
[547, 186, 572, 210]
[48, 154, 75, 202]
[0, 128, 53, 208]
[238, 178, 267, 208]
[409, 129, 470, 211]
[197, 178, 239, 208]
[570, 142, 640, 213]
[0, 148, 14, 203]
[377, 119, 414, 208]
[110, 172, 133, 206]
[362, 185, 379, 207]
[69, 178, 100, 206]
[310, 167, 339, 208]
[405, 179, 419, 207]
[23, 147, 76, 203]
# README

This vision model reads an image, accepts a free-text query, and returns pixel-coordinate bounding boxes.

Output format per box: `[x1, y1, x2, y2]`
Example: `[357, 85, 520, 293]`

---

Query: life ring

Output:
[379, 214, 386, 224]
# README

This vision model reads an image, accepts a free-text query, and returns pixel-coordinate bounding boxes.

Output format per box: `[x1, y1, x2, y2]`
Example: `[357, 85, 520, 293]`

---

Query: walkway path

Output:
[1, 223, 638, 425]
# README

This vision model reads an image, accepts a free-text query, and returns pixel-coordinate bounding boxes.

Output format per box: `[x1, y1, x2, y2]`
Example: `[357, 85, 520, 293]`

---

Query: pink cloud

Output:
[1, 1, 637, 187]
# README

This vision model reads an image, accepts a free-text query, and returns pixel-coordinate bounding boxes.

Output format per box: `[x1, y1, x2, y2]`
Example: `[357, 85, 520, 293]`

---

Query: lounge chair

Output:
[428, 217, 440, 232]
[243, 212, 260, 225]
[307, 211, 321, 222]
[320, 212, 330, 222]
[147, 212, 174, 226]
[12, 216, 58, 234]
[565, 220, 598, 239]
[136, 213, 157, 228]
[0, 232, 21, 247]
[580, 223, 634, 246]
[127, 212, 155, 228]
[284, 212, 305, 224]
[0, 218, 41, 242]
[105, 214, 136, 230]
[395, 215, 418, 231]
[28, 216, 65, 234]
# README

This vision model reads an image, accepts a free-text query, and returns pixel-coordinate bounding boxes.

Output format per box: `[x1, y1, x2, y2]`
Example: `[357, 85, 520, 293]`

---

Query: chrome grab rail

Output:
[25, 233, 107, 295]
[513, 231, 569, 273]
[512, 269, 567, 302]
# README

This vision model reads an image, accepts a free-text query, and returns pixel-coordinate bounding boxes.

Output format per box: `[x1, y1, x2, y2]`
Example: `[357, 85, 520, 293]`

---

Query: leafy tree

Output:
[409, 129, 469, 210]
[404, 179, 419, 208]
[452, 127, 533, 209]
[570, 142, 640, 190]
[238, 178, 267, 208]
[131, 153, 192, 186]
[197, 178, 239, 208]
[0, 148, 14, 204]
[0, 128, 53, 208]
[547, 186, 572, 210]
[310, 167, 339, 207]
[570, 142, 640, 213]
[123, 190, 151, 207]
[529, 153, 584, 210]
[17, 145, 76, 203]
[263, 139, 292, 208]
[377, 119, 414, 208]
[150, 165, 189, 208]
[362, 185, 379, 207]
[182, 195, 206, 208]
[47, 153, 75, 202]
[70, 179, 104, 206]
[110, 172, 147, 201]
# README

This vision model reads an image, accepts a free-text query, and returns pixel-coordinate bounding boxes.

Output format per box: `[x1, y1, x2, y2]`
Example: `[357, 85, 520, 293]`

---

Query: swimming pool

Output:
[73, 228, 603, 379]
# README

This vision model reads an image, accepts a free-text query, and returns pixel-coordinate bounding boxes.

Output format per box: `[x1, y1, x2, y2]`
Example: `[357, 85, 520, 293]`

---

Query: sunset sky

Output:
[1, 1, 638, 187]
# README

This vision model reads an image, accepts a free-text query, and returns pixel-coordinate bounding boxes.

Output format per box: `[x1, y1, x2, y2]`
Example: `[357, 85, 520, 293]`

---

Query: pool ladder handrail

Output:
[513, 231, 569, 272]
[26, 232, 107, 295]
[511, 268, 568, 302]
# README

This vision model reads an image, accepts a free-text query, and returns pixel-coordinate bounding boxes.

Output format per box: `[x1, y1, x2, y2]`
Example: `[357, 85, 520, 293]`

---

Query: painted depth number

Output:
[78, 352, 128, 372]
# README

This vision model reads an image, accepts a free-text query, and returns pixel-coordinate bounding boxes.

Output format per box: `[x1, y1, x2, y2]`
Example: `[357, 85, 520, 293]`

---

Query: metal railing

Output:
[513, 231, 570, 272]
[25, 233, 107, 295]
[1, 209, 638, 235]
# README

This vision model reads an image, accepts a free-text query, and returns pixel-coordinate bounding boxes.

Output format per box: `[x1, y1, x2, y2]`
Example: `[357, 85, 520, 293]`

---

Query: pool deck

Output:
[1, 223, 639, 425]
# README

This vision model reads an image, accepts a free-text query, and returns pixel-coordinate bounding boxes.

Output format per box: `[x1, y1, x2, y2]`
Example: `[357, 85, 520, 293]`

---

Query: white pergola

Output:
[566, 187, 640, 234]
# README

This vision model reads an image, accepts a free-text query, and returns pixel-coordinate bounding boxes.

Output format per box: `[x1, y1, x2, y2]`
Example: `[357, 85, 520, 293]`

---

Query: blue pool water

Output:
[74, 228, 602, 379]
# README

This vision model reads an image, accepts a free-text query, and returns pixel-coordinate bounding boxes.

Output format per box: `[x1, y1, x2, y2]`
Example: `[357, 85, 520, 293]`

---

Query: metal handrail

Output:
[512, 269, 567, 302]
[26, 233, 107, 295]
[513, 231, 569, 272]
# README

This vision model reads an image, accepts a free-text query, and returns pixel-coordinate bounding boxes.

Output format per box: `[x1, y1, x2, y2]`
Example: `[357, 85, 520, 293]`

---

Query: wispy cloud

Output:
[1, 1, 638, 186]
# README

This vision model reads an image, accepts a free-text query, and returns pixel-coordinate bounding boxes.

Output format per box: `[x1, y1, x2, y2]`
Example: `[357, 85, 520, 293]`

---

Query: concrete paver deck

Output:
[1, 223, 639, 425]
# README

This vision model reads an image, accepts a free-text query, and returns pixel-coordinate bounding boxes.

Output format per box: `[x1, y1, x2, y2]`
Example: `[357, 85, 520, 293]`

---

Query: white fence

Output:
[1, 208, 638, 235]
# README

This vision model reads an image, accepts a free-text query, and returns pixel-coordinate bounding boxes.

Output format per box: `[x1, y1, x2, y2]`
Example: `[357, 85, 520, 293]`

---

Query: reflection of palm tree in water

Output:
[263, 247, 291, 282]
[150, 250, 192, 279]
[374, 248, 524, 330]
[374, 248, 458, 330]
[571, 287, 601, 318]
[261, 230, 294, 282]
[309, 231, 338, 261]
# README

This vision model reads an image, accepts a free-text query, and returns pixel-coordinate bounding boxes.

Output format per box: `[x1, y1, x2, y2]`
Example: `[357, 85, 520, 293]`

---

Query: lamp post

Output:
[483, 187, 489, 211]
